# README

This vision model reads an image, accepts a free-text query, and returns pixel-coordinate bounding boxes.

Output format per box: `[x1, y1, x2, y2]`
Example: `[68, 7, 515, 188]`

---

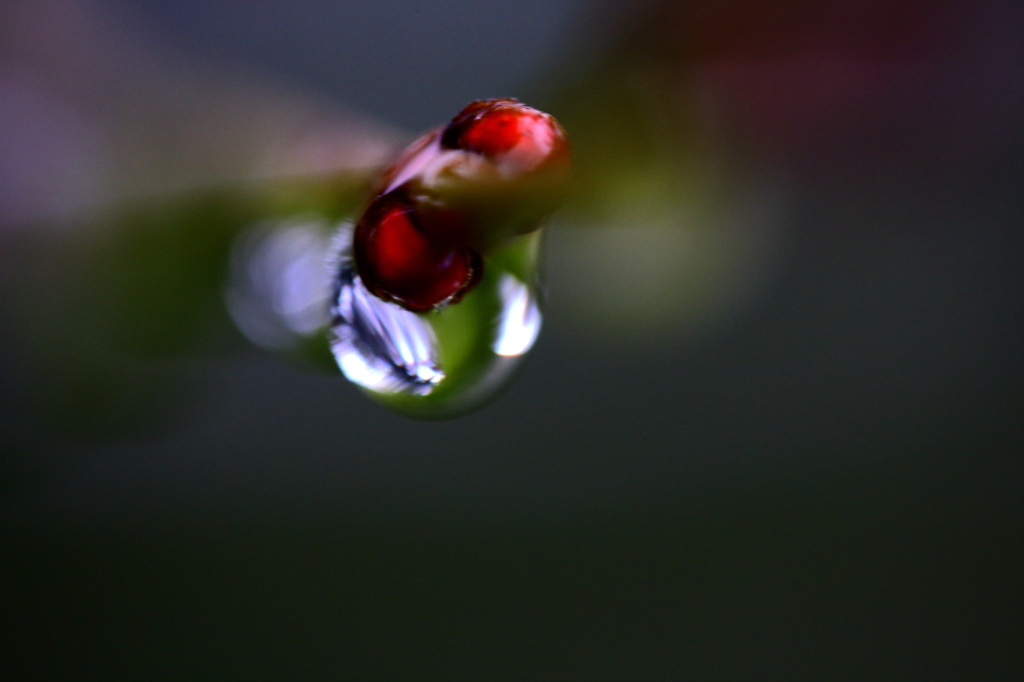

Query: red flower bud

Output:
[354, 99, 567, 312]
[442, 98, 570, 175]
[353, 197, 478, 311]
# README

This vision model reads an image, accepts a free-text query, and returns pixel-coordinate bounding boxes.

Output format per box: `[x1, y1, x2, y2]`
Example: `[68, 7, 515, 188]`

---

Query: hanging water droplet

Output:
[329, 222, 543, 418]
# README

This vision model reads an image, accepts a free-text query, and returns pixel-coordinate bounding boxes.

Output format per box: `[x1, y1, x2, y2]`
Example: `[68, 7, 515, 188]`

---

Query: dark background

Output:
[2, 1, 1022, 679]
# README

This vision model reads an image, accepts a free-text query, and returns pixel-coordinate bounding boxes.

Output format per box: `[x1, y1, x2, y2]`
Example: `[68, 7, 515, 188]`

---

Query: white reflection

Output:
[225, 217, 332, 351]
[329, 230, 443, 396]
[493, 274, 542, 357]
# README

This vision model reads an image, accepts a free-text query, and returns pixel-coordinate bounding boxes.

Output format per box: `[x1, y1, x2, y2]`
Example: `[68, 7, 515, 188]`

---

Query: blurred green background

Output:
[2, 1, 1022, 679]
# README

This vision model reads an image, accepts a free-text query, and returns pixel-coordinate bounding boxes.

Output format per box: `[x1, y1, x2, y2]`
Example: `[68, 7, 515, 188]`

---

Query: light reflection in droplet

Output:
[331, 261, 444, 396]
[493, 274, 542, 357]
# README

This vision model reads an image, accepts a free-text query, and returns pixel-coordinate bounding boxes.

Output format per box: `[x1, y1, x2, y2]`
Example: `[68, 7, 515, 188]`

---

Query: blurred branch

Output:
[0, 0, 402, 228]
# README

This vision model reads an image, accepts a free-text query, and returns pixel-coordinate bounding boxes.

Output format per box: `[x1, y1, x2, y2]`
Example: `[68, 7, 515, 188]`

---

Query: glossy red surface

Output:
[355, 99, 566, 312]
[444, 99, 568, 171]
[354, 200, 476, 311]
[460, 109, 527, 157]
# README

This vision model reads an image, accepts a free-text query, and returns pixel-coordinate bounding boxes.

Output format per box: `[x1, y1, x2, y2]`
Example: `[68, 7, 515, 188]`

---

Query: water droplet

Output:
[329, 223, 543, 418]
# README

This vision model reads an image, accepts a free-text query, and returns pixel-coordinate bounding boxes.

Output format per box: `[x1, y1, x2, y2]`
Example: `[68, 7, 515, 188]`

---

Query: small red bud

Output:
[442, 98, 569, 173]
[353, 198, 478, 311]
[354, 99, 567, 312]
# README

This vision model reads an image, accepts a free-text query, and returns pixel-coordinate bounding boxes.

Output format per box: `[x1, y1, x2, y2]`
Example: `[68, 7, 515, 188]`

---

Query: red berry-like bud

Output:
[442, 98, 570, 174]
[352, 99, 567, 312]
[353, 197, 479, 311]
